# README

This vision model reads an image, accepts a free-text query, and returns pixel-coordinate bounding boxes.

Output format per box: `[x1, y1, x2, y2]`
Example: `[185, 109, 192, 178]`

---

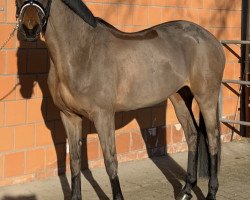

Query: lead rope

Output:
[0, 22, 19, 51]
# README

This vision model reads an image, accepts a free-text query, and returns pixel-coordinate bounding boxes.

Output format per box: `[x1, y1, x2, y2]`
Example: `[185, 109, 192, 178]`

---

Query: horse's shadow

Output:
[16, 35, 205, 200]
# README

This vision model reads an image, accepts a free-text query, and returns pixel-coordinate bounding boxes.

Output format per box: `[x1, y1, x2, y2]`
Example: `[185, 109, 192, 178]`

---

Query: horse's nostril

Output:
[22, 24, 40, 36]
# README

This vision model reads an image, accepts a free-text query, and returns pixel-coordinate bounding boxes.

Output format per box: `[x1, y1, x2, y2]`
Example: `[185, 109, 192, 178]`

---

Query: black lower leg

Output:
[110, 176, 124, 200]
[177, 151, 197, 200]
[71, 173, 81, 200]
[206, 154, 219, 200]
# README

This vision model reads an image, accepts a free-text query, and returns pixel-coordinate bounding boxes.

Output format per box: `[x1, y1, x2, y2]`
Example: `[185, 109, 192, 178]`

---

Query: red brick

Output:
[27, 98, 44, 123]
[222, 11, 241, 28]
[5, 100, 26, 126]
[0, 24, 16, 49]
[6, 49, 27, 74]
[175, 8, 199, 23]
[46, 144, 66, 169]
[37, 74, 50, 98]
[223, 63, 234, 79]
[27, 50, 48, 73]
[152, 106, 166, 127]
[192, 0, 203, 8]
[198, 10, 211, 27]
[116, 133, 130, 154]
[36, 122, 54, 146]
[45, 146, 57, 168]
[4, 152, 25, 178]
[0, 102, 4, 126]
[26, 149, 45, 174]
[167, 103, 178, 123]
[148, 7, 162, 26]
[0, 51, 5, 74]
[114, 112, 123, 131]
[137, 149, 148, 159]
[46, 98, 60, 120]
[87, 139, 100, 160]
[87, 3, 103, 17]
[136, 108, 151, 129]
[166, 125, 172, 145]
[148, 0, 170, 6]
[103, 4, 118, 25]
[222, 98, 238, 116]
[54, 120, 67, 145]
[203, 0, 225, 9]
[227, 0, 242, 10]
[177, 0, 191, 7]
[131, 131, 145, 151]
[16, 75, 37, 99]
[172, 124, 185, 143]
[14, 124, 35, 150]
[118, 152, 138, 163]
[0, 0, 4, 8]
[0, 76, 16, 101]
[0, 11, 4, 23]
[162, 8, 177, 22]
[210, 10, 222, 28]
[0, 127, 13, 151]
[133, 6, 148, 26]
[0, 155, 3, 178]
[6, 0, 15, 23]
[118, 5, 134, 25]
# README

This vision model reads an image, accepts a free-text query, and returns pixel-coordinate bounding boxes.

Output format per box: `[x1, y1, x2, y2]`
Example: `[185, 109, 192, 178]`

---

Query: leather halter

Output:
[16, 0, 51, 29]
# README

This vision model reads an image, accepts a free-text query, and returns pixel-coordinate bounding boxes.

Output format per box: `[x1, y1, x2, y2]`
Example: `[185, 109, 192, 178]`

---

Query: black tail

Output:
[197, 113, 209, 178]
[197, 108, 221, 178]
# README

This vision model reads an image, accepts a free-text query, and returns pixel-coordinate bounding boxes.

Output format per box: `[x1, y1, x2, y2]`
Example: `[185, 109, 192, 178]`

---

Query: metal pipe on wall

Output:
[244, 0, 250, 136]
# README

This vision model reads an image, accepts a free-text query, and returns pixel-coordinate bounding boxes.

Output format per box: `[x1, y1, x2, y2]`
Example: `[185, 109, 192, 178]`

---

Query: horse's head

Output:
[16, 0, 51, 41]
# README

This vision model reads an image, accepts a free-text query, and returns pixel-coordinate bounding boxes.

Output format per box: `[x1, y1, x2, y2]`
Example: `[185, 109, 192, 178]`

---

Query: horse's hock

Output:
[0, 0, 246, 187]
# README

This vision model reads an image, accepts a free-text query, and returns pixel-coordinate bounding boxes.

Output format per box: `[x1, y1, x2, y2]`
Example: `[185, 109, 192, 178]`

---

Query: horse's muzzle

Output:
[19, 24, 41, 42]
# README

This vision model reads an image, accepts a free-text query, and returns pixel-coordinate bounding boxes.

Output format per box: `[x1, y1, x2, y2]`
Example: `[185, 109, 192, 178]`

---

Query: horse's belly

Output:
[115, 73, 185, 111]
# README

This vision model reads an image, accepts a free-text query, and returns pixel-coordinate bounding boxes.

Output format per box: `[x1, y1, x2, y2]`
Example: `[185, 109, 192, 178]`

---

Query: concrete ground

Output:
[0, 140, 250, 200]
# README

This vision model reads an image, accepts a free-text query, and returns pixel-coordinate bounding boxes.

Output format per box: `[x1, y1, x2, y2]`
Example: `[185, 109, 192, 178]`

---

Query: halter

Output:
[16, 0, 51, 29]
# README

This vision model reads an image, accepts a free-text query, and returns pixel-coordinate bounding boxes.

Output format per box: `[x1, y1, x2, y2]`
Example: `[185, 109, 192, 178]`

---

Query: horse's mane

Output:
[62, 0, 158, 39]
[62, 0, 97, 27]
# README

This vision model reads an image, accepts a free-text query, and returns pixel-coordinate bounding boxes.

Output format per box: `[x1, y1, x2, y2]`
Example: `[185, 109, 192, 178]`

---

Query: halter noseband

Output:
[16, 0, 51, 29]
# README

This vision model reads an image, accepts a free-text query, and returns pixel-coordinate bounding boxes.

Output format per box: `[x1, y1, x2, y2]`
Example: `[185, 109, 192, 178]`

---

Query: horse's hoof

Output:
[176, 192, 193, 200]
[206, 194, 216, 200]
[71, 195, 82, 200]
[113, 194, 124, 200]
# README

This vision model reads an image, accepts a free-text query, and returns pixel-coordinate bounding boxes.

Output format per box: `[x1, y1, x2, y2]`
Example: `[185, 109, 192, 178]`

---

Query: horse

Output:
[15, 0, 225, 199]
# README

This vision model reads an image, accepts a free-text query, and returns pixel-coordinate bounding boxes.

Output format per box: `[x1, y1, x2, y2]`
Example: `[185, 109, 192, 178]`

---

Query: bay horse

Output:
[15, 0, 225, 199]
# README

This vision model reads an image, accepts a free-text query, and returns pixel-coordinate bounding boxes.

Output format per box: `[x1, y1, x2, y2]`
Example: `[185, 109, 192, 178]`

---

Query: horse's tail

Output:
[197, 107, 221, 178]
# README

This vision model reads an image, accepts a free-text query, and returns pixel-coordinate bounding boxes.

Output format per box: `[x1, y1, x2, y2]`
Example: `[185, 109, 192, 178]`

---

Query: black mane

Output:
[62, 0, 97, 27]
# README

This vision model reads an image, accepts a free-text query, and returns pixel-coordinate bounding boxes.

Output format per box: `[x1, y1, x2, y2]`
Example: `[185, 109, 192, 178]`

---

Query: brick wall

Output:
[0, 0, 243, 186]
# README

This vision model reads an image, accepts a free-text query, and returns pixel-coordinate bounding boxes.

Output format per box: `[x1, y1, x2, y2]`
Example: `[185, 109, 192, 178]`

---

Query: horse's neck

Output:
[45, 0, 96, 76]
[45, 0, 95, 57]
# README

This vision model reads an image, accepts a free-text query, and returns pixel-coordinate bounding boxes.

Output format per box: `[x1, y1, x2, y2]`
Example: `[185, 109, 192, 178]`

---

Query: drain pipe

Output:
[245, 0, 250, 136]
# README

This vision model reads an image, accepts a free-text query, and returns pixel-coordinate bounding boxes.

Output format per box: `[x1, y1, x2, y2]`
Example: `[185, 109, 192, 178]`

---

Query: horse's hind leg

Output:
[169, 88, 199, 200]
[60, 112, 82, 200]
[93, 109, 124, 200]
[195, 93, 221, 200]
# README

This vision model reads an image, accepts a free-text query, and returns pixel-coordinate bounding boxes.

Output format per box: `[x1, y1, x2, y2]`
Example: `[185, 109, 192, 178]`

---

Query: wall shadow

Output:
[1, 195, 37, 200]
[118, 103, 205, 200]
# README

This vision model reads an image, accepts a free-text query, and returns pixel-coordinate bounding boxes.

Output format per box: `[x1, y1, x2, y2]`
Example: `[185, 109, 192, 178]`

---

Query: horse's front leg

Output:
[61, 111, 82, 200]
[93, 109, 124, 200]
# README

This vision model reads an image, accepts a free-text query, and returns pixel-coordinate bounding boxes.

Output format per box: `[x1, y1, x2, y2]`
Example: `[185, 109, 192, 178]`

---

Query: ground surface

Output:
[0, 140, 250, 200]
